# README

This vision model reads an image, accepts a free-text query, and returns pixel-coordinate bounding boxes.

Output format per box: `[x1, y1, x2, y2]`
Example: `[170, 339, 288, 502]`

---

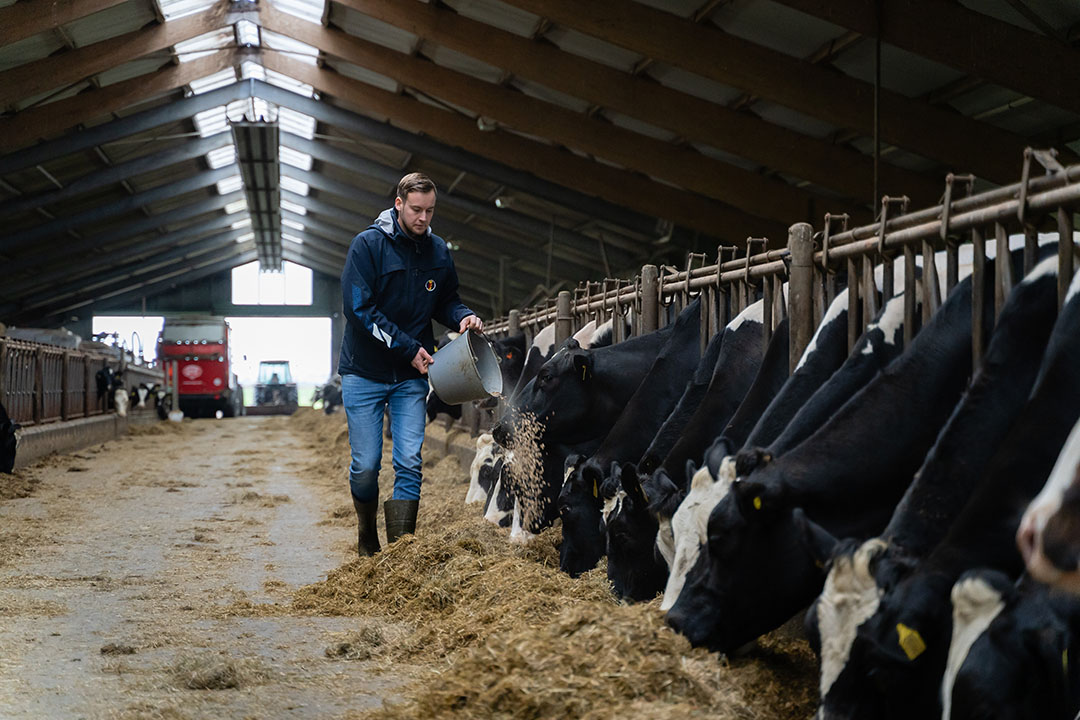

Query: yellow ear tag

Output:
[592, 479, 598, 498]
[581, 366, 587, 381]
[896, 623, 926, 661]
[1064, 648, 1069, 676]
[753, 496, 763, 510]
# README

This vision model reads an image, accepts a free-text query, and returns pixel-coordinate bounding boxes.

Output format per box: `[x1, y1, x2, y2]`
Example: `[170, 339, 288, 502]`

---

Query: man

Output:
[339, 173, 482, 556]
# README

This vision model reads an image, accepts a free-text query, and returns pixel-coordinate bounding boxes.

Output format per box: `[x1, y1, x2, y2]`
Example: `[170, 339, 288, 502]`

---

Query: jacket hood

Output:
[372, 207, 433, 240]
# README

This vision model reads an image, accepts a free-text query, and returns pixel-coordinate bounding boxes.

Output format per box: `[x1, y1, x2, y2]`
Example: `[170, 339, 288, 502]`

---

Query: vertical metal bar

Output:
[862, 256, 879, 329]
[34, 347, 43, 425]
[787, 222, 815, 373]
[994, 222, 1013, 319]
[1060, 207, 1075, 310]
[972, 227, 986, 371]
[762, 274, 774, 349]
[83, 355, 90, 418]
[508, 309, 521, 338]
[903, 244, 917, 347]
[1023, 225, 1038, 276]
[921, 238, 940, 324]
[61, 351, 69, 421]
[640, 264, 659, 334]
[847, 257, 860, 353]
[946, 241, 959, 296]
[881, 257, 895, 302]
[555, 290, 573, 346]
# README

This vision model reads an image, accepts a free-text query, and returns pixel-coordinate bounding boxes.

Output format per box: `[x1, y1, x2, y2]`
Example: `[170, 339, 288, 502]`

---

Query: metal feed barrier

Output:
[456, 148, 1079, 438]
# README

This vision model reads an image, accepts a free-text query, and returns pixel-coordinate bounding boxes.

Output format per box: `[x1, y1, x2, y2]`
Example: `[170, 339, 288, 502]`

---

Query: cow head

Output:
[945, 570, 1079, 720]
[1022, 475, 1080, 595]
[605, 462, 667, 602]
[498, 339, 592, 447]
[665, 476, 829, 652]
[558, 454, 605, 577]
[1, 415, 20, 475]
[482, 457, 513, 527]
[819, 567, 958, 720]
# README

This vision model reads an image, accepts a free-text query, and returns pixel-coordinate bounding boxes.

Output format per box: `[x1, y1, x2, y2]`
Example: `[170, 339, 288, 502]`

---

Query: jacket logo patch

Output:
[425, 279, 436, 292]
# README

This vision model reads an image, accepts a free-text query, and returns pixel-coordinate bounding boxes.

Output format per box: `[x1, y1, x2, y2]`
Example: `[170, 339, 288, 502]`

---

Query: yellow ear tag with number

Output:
[753, 496, 763, 510]
[896, 623, 926, 661]
[581, 366, 588, 381]
[592, 479, 598, 498]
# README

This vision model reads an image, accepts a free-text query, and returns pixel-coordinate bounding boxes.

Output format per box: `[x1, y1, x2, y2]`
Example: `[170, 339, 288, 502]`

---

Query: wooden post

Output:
[640, 264, 659, 334]
[787, 223, 815, 373]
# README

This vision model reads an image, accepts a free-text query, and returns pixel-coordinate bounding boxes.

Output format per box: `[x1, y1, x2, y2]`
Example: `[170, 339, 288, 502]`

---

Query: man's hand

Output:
[459, 315, 484, 334]
[411, 347, 434, 375]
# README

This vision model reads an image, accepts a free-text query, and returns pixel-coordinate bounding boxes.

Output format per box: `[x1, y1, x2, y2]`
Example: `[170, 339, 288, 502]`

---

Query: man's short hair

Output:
[396, 173, 437, 201]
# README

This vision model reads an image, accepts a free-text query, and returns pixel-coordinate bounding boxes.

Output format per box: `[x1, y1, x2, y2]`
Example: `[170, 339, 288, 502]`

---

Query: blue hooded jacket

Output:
[339, 207, 473, 383]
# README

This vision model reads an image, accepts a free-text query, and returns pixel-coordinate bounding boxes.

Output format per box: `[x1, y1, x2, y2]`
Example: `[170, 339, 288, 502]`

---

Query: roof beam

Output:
[3, 212, 241, 299]
[2, 191, 244, 276]
[0, 134, 232, 218]
[337, 0, 938, 207]
[0, 79, 249, 176]
[497, 0, 1066, 184]
[9, 241, 255, 323]
[770, 0, 1080, 117]
[0, 165, 237, 255]
[0, 50, 237, 154]
[261, 6, 865, 225]
[0, 0, 130, 48]
[40, 250, 259, 325]
[257, 60, 786, 241]
[0, 2, 229, 110]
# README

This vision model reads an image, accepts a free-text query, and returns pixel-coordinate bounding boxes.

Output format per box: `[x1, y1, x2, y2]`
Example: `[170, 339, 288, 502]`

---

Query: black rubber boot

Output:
[384, 499, 419, 544]
[352, 496, 381, 557]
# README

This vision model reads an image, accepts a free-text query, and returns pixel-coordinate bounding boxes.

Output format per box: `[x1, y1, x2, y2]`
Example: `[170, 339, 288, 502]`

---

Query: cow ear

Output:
[733, 478, 784, 521]
[690, 463, 714, 492]
[793, 507, 839, 571]
[735, 447, 772, 478]
[621, 463, 648, 507]
[573, 353, 591, 382]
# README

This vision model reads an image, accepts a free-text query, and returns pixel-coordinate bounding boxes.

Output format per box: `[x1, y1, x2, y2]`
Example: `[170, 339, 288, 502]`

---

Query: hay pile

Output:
[284, 409, 817, 719]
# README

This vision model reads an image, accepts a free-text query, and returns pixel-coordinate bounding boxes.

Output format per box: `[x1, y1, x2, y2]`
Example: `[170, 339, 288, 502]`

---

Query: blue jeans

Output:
[342, 374, 427, 502]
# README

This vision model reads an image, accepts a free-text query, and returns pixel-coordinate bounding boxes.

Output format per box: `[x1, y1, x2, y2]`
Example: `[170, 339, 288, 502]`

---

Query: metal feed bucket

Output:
[428, 330, 503, 405]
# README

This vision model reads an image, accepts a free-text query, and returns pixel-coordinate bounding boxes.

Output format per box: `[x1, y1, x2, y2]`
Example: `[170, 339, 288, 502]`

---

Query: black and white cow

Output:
[133, 383, 151, 409]
[665, 267, 991, 652]
[467, 433, 497, 506]
[659, 286, 901, 614]
[806, 253, 1062, 716]
[815, 259, 1080, 720]
[1, 400, 20, 474]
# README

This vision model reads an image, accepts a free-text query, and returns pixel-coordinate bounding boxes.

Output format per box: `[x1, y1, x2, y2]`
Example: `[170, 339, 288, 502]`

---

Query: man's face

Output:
[395, 190, 436, 237]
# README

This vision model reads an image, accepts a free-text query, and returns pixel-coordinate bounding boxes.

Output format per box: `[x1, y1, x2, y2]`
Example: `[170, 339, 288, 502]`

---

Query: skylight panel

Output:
[206, 144, 236, 169]
[278, 107, 316, 139]
[241, 61, 267, 81]
[217, 175, 243, 195]
[231, 217, 252, 229]
[282, 217, 305, 232]
[280, 176, 309, 196]
[265, 67, 315, 96]
[282, 232, 304, 245]
[188, 68, 236, 95]
[270, 0, 326, 26]
[262, 28, 319, 65]
[280, 146, 313, 171]
[159, 0, 216, 21]
[174, 28, 231, 63]
[236, 231, 255, 243]
[281, 198, 307, 215]
[193, 106, 228, 138]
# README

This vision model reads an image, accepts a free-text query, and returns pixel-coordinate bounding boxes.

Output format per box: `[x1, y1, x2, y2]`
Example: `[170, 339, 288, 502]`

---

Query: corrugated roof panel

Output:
[0, 34, 66, 73]
[510, 78, 592, 114]
[175, 27, 232, 63]
[281, 176, 309, 196]
[422, 44, 504, 85]
[281, 198, 307, 215]
[272, 0, 325, 24]
[207, 145, 237, 169]
[632, 0, 703, 18]
[713, 0, 846, 59]
[603, 110, 680, 143]
[241, 60, 267, 81]
[189, 66, 238, 94]
[264, 67, 315, 97]
[13, 81, 92, 113]
[261, 28, 318, 64]
[442, 0, 541, 38]
[543, 26, 644, 72]
[830, 41, 966, 99]
[645, 62, 743, 105]
[330, 5, 416, 54]
[280, 146, 313, 171]
[751, 100, 841, 140]
[96, 57, 173, 87]
[160, 0, 217, 21]
[330, 60, 399, 93]
[279, 107, 316, 140]
[65, 2, 156, 47]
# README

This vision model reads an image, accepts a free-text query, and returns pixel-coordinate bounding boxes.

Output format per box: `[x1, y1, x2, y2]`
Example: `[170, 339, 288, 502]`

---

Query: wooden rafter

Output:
[261, 7, 848, 228]
[261, 53, 788, 241]
[771, 0, 1080, 117]
[497, 0, 1068, 185]
[0, 0, 130, 48]
[0, 1, 229, 110]
[334, 0, 939, 207]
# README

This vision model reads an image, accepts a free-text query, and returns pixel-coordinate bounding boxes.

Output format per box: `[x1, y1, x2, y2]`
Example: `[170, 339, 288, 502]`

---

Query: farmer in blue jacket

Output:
[339, 172, 482, 556]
